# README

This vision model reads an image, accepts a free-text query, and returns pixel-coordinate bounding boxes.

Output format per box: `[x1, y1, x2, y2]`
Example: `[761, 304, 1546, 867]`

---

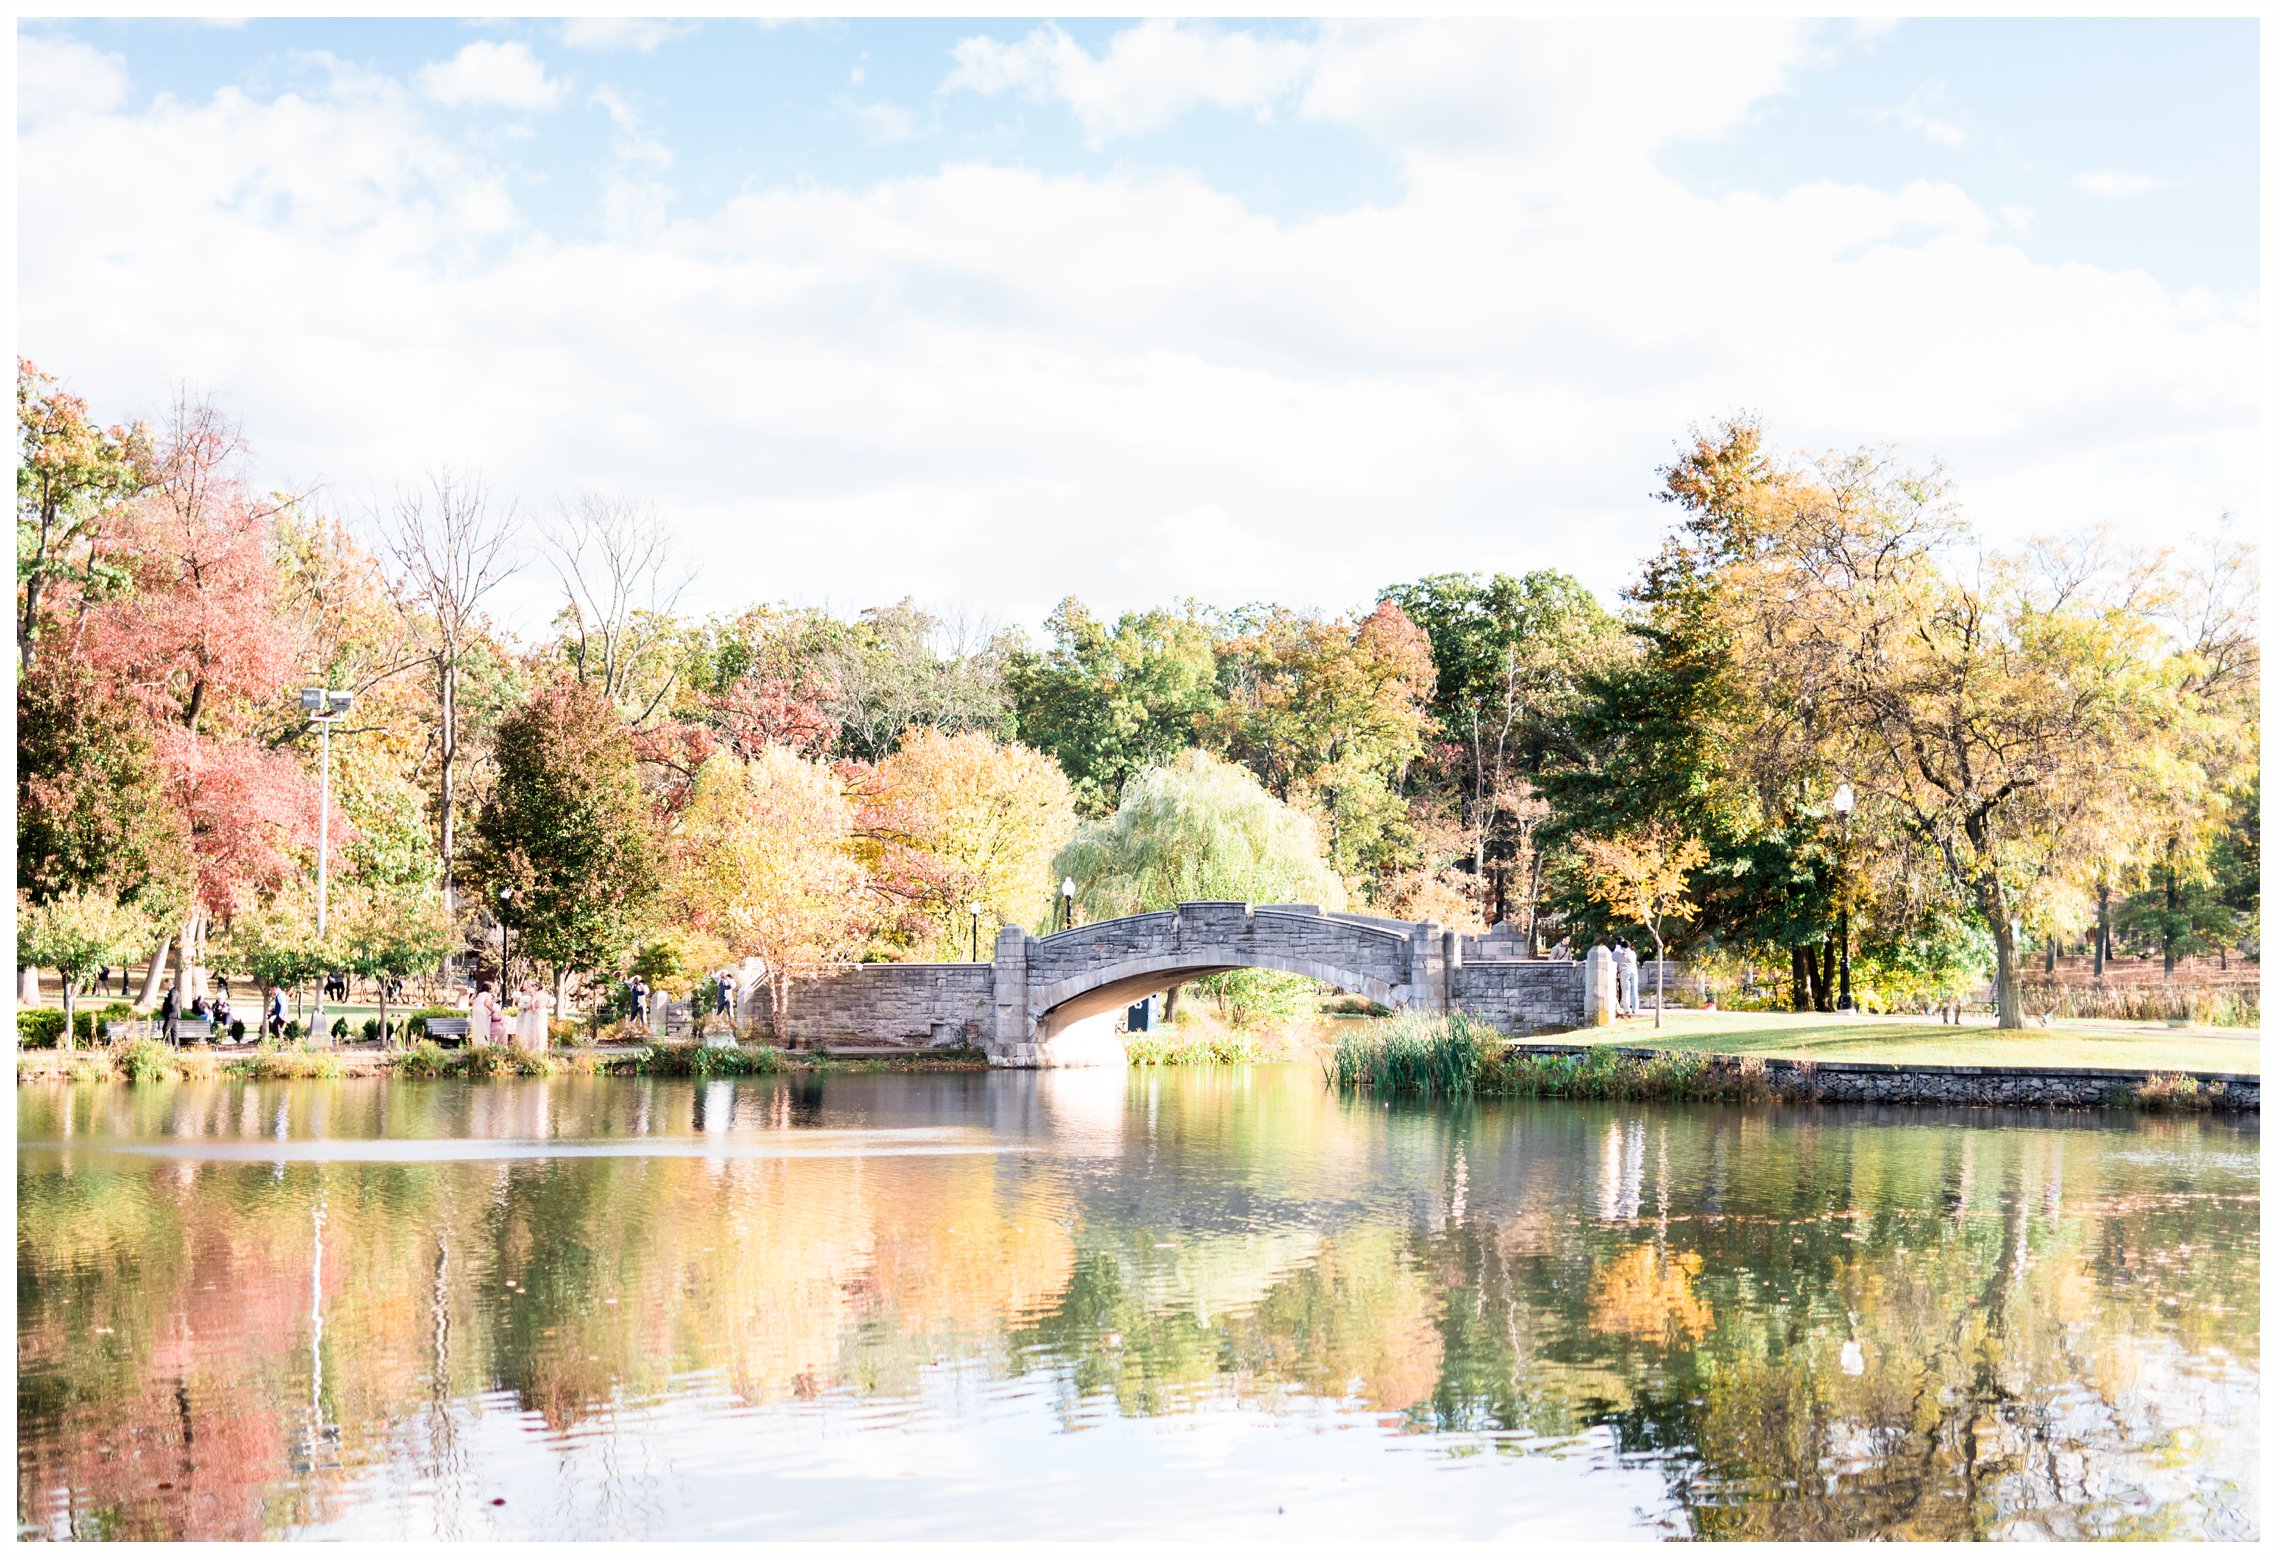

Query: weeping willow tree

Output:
[1052, 750, 1346, 1022]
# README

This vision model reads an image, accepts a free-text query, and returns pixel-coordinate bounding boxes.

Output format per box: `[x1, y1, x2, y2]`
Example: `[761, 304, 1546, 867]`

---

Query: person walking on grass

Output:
[266, 984, 287, 1041]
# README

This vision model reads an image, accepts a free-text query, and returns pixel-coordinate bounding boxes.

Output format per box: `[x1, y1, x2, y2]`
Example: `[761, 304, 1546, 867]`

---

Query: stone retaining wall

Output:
[1508, 1044, 2260, 1112]
[755, 963, 994, 1049]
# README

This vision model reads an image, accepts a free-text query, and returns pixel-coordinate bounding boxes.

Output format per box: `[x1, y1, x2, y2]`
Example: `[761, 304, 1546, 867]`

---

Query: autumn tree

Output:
[544, 489, 689, 726]
[16, 358, 153, 669]
[816, 601, 1013, 762]
[464, 678, 659, 996]
[1202, 600, 1435, 895]
[1579, 824, 1708, 1027]
[863, 727, 1078, 956]
[665, 748, 868, 1037]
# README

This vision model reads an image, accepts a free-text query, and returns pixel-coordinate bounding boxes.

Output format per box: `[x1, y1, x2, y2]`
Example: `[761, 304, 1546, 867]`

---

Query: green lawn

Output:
[1571, 1009, 2261, 1075]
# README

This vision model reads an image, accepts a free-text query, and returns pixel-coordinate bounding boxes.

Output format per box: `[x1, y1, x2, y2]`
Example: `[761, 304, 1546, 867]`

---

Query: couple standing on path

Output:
[1603, 937, 1642, 1017]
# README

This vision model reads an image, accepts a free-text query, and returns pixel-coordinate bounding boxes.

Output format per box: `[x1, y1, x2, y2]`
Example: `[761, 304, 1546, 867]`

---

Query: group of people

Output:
[467, 981, 552, 1051]
[154, 978, 291, 1044]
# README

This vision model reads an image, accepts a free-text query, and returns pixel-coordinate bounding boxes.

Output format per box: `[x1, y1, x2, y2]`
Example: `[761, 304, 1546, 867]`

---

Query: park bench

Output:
[422, 1017, 472, 1048]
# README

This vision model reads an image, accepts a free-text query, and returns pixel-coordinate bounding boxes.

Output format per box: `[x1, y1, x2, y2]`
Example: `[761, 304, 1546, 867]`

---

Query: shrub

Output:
[2128, 1072, 2226, 1112]
[635, 1041, 783, 1077]
[72, 1002, 136, 1046]
[396, 1041, 450, 1078]
[228, 1019, 246, 1044]
[118, 1039, 180, 1083]
[1125, 1028, 1261, 1066]
[17, 1009, 66, 1050]
[331, 1016, 350, 1039]
[233, 1048, 344, 1081]
[283, 1019, 303, 1040]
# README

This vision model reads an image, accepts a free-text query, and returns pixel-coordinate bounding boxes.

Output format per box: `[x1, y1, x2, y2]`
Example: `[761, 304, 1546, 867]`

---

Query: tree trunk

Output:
[60, 978, 76, 1054]
[771, 971, 791, 1045]
[1790, 946, 1814, 1012]
[2162, 861, 2179, 979]
[138, 935, 173, 1009]
[1163, 983, 1181, 1022]
[2095, 880, 2110, 978]
[1990, 915, 2021, 1031]
[1650, 928, 1666, 1029]
[1818, 937, 1838, 1013]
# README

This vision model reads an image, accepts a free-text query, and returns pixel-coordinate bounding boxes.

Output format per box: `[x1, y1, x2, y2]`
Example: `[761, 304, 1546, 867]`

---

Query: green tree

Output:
[337, 884, 457, 1045]
[1382, 570, 1622, 921]
[1008, 597, 1225, 815]
[1055, 750, 1346, 916]
[16, 889, 151, 1050]
[464, 678, 660, 991]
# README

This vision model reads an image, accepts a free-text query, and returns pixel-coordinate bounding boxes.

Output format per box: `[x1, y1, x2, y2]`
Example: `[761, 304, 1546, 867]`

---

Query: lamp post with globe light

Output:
[1060, 877, 1077, 934]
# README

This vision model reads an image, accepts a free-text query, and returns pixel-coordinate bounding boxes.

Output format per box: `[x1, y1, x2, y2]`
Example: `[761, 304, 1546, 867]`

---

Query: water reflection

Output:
[16, 1071, 2260, 1541]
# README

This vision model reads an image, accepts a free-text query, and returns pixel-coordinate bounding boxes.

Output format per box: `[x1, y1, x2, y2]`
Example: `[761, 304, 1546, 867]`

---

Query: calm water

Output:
[15, 1070, 2260, 1541]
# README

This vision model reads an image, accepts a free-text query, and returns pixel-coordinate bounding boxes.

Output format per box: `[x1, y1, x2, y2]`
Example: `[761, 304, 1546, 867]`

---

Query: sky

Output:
[15, 17, 2260, 637]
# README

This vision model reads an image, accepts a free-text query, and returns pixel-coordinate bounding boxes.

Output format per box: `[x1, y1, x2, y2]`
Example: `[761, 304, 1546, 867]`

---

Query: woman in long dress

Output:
[516, 983, 551, 1052]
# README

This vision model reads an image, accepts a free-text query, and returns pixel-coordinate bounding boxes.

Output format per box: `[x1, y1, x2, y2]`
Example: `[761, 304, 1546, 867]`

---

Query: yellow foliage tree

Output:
[665, 748, 867, 1037]
[868, 728, 1077, 958]
[1579, 822, 1708, 1027]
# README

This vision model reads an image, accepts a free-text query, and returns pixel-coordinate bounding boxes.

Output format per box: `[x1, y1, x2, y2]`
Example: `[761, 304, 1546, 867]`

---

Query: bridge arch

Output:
[1029, 950, 1404, 1038]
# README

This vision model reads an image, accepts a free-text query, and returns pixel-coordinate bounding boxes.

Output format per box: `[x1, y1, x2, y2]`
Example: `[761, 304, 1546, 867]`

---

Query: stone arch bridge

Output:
[757, 901, 1597, 1066]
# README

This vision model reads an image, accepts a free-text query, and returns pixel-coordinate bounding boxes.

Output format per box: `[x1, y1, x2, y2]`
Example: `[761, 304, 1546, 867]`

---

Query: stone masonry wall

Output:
[756, 963, 994, 1049]
[1453, 960, 1587, 1034]
[1505, 1044, 2260, 1112]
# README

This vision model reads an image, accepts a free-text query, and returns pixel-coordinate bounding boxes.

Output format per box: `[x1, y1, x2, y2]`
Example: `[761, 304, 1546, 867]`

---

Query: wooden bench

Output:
[421, 1017, 472, 1048]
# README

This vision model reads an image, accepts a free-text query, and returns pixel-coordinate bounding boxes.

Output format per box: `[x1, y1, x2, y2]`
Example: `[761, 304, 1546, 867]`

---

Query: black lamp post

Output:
[1060, 877, 1076, 934]
[498, 886, 513, 989]
[1832, 781, 1855, 1011]
[970, 901, 983, 963]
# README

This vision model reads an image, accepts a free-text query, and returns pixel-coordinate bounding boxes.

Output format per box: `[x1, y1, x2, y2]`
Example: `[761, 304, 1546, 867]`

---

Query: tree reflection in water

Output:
[15, 1073, 2259, 1540]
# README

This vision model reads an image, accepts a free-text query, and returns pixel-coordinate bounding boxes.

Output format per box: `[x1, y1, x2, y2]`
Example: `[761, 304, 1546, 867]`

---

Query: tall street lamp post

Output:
[1832, 781, 1855, 1011]
[1060, 877, 1076, 934]
[970, 901, 983, 964]
[498, 886, 513, 990]
[299, 688, 356, 937]
[302, 687, 353, 1046]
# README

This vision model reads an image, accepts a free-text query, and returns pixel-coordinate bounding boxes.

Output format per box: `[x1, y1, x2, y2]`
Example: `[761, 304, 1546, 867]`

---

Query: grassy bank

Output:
[1588, 1010, 2260, 1075]
[1331, 1015, 2248, 1111]
[18, 1040, 994, 1085]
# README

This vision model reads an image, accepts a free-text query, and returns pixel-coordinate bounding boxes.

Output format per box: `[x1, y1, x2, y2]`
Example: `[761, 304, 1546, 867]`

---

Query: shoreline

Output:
[12, 1038, 2259, 1112]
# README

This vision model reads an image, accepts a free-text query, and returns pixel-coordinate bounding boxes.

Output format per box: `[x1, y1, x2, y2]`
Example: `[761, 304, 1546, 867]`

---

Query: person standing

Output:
[515, 982, 551, 1052]
[1615, 938, 1640, 1017]
[159, 980, 181, 1045]
[266, 984, 287, 1040]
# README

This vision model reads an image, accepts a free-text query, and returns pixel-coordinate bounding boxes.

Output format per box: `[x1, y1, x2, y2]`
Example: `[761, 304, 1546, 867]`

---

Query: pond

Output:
[14, 1069, 2260, 1541]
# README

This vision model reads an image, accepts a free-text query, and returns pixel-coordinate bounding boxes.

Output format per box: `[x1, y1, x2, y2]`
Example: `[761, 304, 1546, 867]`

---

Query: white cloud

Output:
[1876, 79, 1965, 148]
[14, 21, 2255, 634]
[1999, 205, 2034, 233]
[560, 18, 694, 54]
[18, 33, 130, 122]
[415, 40, 564, 111]
[590, 86, 673, 237]
[2071, 169, 2161, 199]
[946, 20, 1314, 144]
[837, 96, 922, 145]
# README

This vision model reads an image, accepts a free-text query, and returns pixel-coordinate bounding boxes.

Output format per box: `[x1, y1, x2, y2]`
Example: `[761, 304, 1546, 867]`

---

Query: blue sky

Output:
[16, 17, 2258, 632]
